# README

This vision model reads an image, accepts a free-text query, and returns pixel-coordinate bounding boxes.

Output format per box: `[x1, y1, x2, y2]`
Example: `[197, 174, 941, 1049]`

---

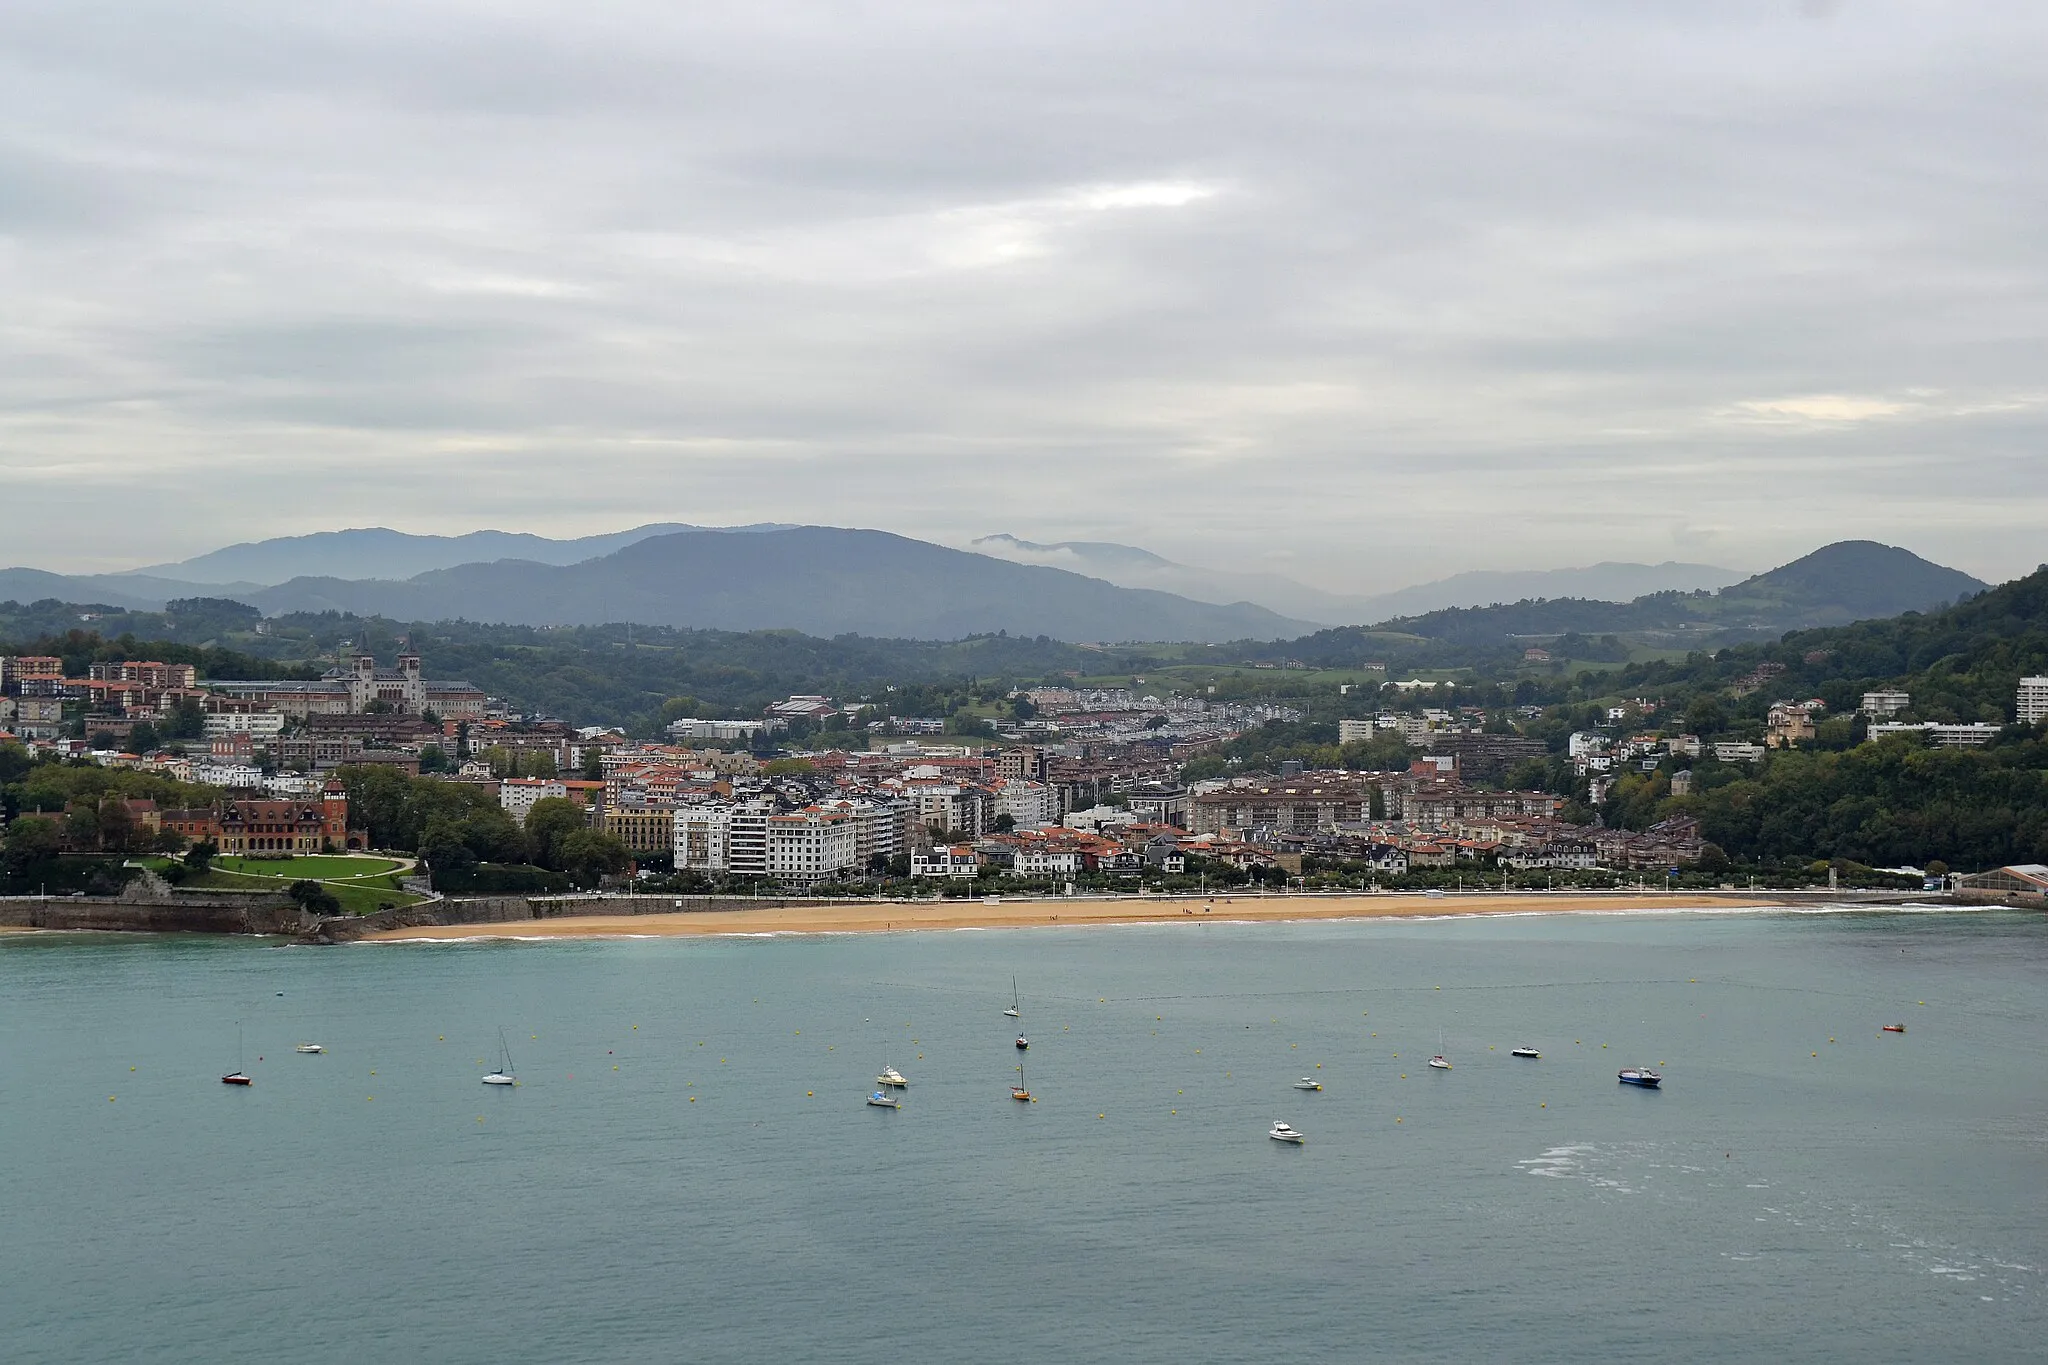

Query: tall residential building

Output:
[673, 806, 732, 872]
[2019, 677, 2048, 726]
[1336, 718, 1375, 745]
[499, 778, 569, 824]
[766, 806, 858, 883]
[1860, 689, 1911, 717]
[724, 798, 776, 878]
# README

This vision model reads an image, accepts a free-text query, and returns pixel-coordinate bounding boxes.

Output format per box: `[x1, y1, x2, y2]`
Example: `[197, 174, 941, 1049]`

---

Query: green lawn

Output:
[211, 854, 407, 880]
[140, 853, 426, 914]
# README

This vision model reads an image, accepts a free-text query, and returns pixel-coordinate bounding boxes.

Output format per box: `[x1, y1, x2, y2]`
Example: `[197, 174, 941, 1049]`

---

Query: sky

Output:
[3, 1, 2045, 592]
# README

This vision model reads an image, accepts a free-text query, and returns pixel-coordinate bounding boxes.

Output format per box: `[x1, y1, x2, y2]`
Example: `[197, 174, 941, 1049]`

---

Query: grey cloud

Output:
[1, 1, 2044, 588]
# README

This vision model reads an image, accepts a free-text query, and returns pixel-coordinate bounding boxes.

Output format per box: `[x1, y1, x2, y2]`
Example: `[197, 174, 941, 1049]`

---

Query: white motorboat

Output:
[1268, 1121, 1305, 1144]
[295, 1043, 325, 1055]
[867, 1090, 902, 1109]
[1015, 1035, 1029, 1051]
[877, 1066, 909, 1088]
[1292, 1077, 1323, 1091]
[481, 1027, 518, 1086]
[1510, 1047, 1541, 1059]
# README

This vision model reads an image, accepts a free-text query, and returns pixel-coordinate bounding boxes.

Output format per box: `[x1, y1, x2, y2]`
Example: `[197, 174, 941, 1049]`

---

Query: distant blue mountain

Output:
[124, 523, 793, 586]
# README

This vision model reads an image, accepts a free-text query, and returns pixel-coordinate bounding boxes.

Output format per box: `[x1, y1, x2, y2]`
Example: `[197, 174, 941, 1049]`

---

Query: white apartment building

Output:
[1861, 689, 1912, 718]
[766, 807, 858, 884]
[725, 798, 775, 879]
[1868, 722, 2001, 748]
[1012, 846, 1085, 877]
[202, 711, 287, 739]
[992, 778, 1058, 831]
[905, 784, 991, 838]
[2019, 677, 2048, 726]
[673, 805, 731, 872]
[1337, 718, 1375, 745]
[816, 797, 910, 867]
[499, 778, 569, 824]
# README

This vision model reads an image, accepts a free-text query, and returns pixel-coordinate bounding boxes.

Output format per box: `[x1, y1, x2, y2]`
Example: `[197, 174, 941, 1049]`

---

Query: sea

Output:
[2, 905, 2044, 1364]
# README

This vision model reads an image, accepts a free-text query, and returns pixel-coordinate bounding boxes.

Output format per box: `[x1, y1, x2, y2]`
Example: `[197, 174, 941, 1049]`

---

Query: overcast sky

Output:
[3, 1, 2045, 590]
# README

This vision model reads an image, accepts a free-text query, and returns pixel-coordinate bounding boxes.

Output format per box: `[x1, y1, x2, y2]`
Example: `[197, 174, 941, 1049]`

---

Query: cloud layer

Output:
[2, 1, 2044, 588]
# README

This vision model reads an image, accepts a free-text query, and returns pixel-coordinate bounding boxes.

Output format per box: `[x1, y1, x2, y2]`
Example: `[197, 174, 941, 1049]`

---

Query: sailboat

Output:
[1428, 1028, 1451, 1070]
[221, 1021, 252, 1086]
[1003, 977, 1021, 1019]
[1010, 1061, 1032, 1103]
[481, 1027, 518, 1086]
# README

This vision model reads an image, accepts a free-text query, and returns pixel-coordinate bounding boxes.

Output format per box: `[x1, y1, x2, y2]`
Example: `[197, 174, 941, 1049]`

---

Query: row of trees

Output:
[330, 766, 629, 888]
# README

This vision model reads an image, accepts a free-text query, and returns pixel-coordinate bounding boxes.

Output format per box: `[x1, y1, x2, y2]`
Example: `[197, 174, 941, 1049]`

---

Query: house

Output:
[910, 845, 980, 879]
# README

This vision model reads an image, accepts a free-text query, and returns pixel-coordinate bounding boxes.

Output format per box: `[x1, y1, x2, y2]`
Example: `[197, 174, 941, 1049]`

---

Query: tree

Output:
[556, 829, 629, 887]
[992, 812, 1016, 833]
[524, 798, 588, 871]
[184, 839, 218, 872]
[3, 815, 63, 874]
[1009, 695, 1037, 721]
[286, 879, 342, 916]
[417, 745, 450, 774]
[128, 721, 160, 755]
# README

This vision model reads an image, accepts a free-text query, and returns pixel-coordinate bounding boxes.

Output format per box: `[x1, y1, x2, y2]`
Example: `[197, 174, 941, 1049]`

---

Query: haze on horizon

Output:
[2, 1, 2044, 591]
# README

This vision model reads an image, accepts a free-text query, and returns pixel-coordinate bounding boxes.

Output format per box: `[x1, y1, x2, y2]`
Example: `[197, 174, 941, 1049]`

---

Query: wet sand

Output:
[367, 891, 1808, 941]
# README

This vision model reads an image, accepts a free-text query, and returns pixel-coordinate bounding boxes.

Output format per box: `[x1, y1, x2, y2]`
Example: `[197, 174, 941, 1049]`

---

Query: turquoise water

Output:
[3, 907, 2044, 1363]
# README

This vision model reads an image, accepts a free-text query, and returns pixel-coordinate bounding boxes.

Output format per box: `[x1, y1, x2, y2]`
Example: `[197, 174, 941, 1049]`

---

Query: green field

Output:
[142, 853, 426, 914]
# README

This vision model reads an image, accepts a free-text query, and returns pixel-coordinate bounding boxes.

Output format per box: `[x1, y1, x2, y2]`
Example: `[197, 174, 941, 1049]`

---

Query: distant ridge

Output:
[970, 533, 1742, 623]
[127, 523, 793, 586]
[240, 527, 1313, 642]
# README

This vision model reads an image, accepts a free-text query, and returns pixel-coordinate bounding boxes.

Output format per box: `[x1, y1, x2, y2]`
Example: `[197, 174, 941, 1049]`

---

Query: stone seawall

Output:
[0, 893, 309, 935]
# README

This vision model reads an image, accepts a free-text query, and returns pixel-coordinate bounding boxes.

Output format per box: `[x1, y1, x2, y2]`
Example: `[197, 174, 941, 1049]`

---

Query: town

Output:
[6, 642, 2045, 907]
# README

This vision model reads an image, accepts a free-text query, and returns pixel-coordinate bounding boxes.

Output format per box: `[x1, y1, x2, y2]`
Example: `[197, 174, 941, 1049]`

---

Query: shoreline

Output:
[364, 891, 1891, 942]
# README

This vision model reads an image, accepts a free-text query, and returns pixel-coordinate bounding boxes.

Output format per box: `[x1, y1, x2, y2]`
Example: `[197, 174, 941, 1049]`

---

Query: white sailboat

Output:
[1003, 977, 1021, 1019]
[1428, 1028, 1451, 1070]
[482, 1027, 518, 1086]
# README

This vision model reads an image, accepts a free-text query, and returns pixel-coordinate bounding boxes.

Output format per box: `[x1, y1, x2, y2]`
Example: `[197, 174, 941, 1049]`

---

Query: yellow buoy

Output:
[130, 1066, 135, 1071]
[690, 1096, 696, 1102]
[807, 1091, 813, 1097]
[109, 1096, 116, 1102]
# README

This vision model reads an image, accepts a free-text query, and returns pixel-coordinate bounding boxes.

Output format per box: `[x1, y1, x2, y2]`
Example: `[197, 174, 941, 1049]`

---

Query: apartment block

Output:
[766, 806, 857, 883]
[2019, 677, 2048, 726]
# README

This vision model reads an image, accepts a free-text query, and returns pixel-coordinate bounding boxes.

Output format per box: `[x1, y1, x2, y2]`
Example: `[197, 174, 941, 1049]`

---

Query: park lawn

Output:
[210, 854, 407, 880]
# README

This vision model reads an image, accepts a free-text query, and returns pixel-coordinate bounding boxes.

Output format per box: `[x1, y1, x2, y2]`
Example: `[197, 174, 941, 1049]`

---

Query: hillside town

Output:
[8, 644, 2047, 901]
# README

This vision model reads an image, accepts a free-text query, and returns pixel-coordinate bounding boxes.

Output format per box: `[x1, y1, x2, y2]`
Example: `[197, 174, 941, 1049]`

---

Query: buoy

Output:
[1540, 1102, 1546, 1108]
[129, 1066, 135, 1071]
[370, 1069, 376, 1075]
[477, 1116, 483, 1122]
[1396, 1117, 1403, 1123]
[807, 1091, 813, 1097]
[109, 1096, 116, 1102]
[438, 1036, 444, 1041]
[1098, 1113, 1105, 1119]
[632, 1025, 637, 1030]
[613, 1065, 619, 1071]
[690, 1096, 696, 1102]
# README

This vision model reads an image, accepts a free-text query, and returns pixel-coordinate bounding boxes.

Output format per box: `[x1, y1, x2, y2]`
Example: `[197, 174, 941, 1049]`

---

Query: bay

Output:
[2, 906, 2043, 1363]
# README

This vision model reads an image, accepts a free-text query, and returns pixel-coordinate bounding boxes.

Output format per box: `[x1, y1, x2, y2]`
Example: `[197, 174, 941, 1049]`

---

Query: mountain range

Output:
[968, 534, 1744, 624]
[0, 525, 1993, 647]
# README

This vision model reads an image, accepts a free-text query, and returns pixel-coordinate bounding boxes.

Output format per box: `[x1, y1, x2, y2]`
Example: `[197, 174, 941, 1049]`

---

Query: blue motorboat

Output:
[1617, 1067, 1661, 1088]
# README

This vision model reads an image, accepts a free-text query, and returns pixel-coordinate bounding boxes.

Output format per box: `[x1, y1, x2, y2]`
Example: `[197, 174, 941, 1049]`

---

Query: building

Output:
[910, 846, 980, 878]
[766, 806, 857, 883]
[1867, 722, 2001, 748]
[666, 718, 766, 743]
[1766, 701, 1816, 748]
[724, 799, 775, 879]
[673, 806, 732, 872]
[1861, 689, 1911, 718]
[1956, 864, 2048, 904]
[991, 778, 1058, 830]
[499, 778, 569, 823]
[1711, 741, 1767, 764]
[0, 656, 64, 690]
[88, 661, 198, 689]
[1189, 774, 1387, 836]
[2019, 677, 2048, 726]
[206, 647, 484, 718]
[604, 803, 681, 855]
[172, 784, 358, 854]
[1337, 718, 1375, 745]
[203, 711, 287, 740]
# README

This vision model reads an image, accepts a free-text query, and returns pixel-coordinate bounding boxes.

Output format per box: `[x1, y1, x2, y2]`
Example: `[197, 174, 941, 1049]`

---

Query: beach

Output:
[367, 890, 1821, 940]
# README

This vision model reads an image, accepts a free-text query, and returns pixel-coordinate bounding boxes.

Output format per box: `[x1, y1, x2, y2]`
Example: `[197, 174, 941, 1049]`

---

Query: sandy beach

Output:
[366, 890, 1820, 941]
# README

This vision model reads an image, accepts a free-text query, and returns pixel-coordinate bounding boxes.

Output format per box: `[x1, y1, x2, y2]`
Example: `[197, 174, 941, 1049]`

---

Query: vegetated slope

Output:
[243, 527, 1313, 642]
[126, 523, 791, 586]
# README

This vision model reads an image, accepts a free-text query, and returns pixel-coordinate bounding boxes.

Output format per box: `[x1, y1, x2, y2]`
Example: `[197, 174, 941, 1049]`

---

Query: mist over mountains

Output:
[968, 534, 1743, 624]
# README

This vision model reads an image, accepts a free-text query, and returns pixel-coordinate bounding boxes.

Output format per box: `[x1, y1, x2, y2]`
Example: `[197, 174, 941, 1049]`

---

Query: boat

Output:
[1882, 1024, 1906, 1033]
[1003, 977, 1021, 1019]
[866, 1090, 901, 1109]
[1010, 1061, 1032, 1102]
[481, 1027, 518, 1086]
[877, 1065, 908, 1088]
[221, 1022, 252, 1086]
[1511, 1047, 1541, 1059]
[1292, 1077, 1323, 1091]
[295, 1043, 325, 1055]
[1428, 1027, 1450, 1070]
[1268, 1121, 1305, 1144]
[1618, 1067, 1662, 1088]
[1015, 1035, 1029, 1051]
